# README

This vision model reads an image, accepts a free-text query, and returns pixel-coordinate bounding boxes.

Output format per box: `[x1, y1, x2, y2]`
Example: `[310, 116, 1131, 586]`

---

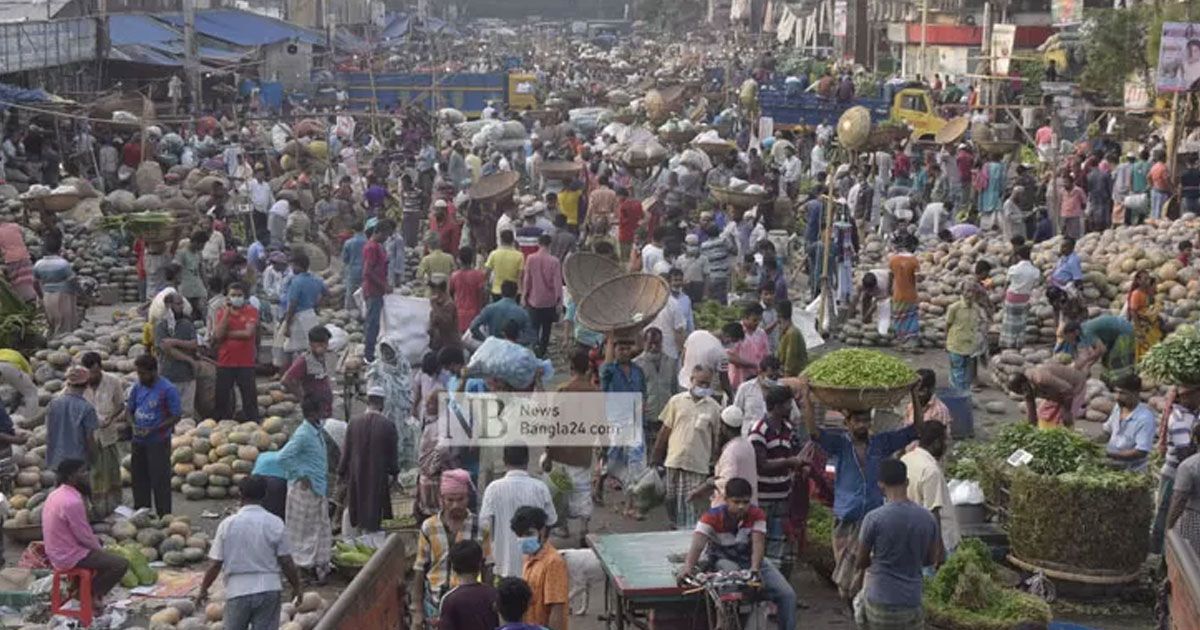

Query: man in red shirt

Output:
[522, 234, 563, 358]
[616, 187, 645, 262]
[362, 218, 393, 363]
[212, 282, 260, 421]
[430, 200, 461, 257]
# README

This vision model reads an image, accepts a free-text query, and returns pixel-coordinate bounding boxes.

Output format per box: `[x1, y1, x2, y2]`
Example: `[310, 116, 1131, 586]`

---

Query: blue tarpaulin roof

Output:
[156, 9, 325, 47]
[108, 13, 251, 66]
[381, 12, 461, 41]
[0, 82, 52, 107]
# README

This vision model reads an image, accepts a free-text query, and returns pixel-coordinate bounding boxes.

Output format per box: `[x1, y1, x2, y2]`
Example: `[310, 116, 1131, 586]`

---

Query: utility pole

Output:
[920, 0, 928, 80]
[183, 0, 200, 116]
[980, 1, 991, 108]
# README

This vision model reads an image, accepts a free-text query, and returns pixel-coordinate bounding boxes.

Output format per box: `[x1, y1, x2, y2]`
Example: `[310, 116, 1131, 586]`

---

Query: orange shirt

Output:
[1150, 162, 1170, 191]
[522, 542, 569, 630]
[889, 253, 920, 303]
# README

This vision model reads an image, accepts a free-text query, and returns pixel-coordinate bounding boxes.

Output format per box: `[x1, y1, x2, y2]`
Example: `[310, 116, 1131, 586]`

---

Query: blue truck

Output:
[758, 83, 948, 140]
[337, 72, 538, 117]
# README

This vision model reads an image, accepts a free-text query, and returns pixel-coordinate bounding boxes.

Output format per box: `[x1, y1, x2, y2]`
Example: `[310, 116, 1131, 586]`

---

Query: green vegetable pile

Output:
[801, 503, 835, 582]
[548, 468, 573, 522]
[0, 279, 44, 350]
[108, 543, 157, 587]
[944, 441, 992, 481]
[334, 541, 378, 567]
[989, 423, 1102, 476]
[694, 301, 741, 333]
[1139, 324, 1200, 386]
[802, 349, 917, 388]
[924, 538, 1052, 630]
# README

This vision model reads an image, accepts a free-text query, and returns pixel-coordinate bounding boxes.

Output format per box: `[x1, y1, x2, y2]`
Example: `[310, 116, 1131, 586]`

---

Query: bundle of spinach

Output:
[1139, 324, 1200, 386]
[989, 423, 1102, 475]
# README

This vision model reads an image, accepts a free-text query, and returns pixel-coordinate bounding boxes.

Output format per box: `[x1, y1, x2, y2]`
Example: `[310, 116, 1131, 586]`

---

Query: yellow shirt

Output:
[659, 392, 721, 474]
[559, 190, 582, 227]
[416, 251, 455, 282]
[484, 247, 524, 295]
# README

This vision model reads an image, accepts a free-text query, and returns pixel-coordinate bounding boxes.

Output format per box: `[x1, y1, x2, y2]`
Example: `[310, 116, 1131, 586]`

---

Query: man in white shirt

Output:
[479, 445, 557, 578]
[648, 263, 686, 362]
[1001, 244, 1041, 349]
[810, 139, 828, 178]
[481, 101, 497, 120]
[781, 148, 803, 199]
[641, 232, 666, 274]
[268, 199, 290, 248]
[197, 476, 303, 625]
[900, 422, 961, 559]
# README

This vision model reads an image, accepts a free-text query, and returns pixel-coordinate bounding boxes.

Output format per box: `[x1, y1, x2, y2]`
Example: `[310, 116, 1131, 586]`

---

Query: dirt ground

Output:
[2, 303, 1156, 629]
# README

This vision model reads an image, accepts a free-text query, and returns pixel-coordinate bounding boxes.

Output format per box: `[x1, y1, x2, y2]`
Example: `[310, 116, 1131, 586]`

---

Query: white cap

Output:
[434, 199, 448, 208]
[367, 385, 387, 397]
[653, 260, 672, 276]
[720, 406, 744, 428]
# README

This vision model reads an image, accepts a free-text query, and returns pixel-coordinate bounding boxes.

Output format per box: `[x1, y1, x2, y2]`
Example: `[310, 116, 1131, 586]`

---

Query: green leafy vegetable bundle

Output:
[802, 349, 917, 388]
[694, 301, 741, 333]
[990, 423, 1102, 476]
[924, 538, 1052, 630]
[1139, 324, 1200, 386]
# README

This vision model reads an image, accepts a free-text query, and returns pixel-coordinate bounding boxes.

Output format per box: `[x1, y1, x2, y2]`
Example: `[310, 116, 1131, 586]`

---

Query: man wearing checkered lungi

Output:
[652, 366, 722, 529]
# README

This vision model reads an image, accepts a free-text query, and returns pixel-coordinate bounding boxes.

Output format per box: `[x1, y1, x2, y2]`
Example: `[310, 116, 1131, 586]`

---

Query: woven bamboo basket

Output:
[23, 193, 81, 213]
[659, 128, 699, 145]
[563, 252, 626, 297]
[468, 171, 520, 202]
[976, 139, 1022, 158]
[935, 116, 970, 145]
[2, 524, 42, 544]
[540, 161, 580, 181]
[576, 273, 670, 333]
[808, 379, 918, 412]
[711, 187, 768, 209]
[836, 106, 872, 150]
[695, 140, 736, 158]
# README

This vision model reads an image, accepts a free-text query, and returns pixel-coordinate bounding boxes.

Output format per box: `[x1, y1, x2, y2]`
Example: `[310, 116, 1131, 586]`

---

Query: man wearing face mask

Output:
[652, 365, 723, 529]
[733, 356, 789, 438]
[213, 283, 260, 422]
[799, 377, 924, 602]
[510, 506, 568, 630]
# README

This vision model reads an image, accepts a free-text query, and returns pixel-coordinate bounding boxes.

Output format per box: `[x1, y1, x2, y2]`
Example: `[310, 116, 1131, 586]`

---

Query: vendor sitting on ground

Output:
[1008, 357, 1088, 429]
[42, 459, 129, 609]
[677, 477, 797, 630]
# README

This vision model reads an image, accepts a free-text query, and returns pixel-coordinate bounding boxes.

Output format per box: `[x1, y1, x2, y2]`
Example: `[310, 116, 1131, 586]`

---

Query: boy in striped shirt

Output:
[678, 478, 797, 630]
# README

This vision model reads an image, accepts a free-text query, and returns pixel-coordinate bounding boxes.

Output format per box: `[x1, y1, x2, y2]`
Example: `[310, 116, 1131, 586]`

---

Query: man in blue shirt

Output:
[1102, 375, 1157, 472]
[341, 222, 367, 312]
[127, 354, 181, 516]
[799, 378, 923, 601]
[1050, 237, 1083, 290]
[469, 281, 532, 344]
[282, 251, 327, 363]
[599, 338, 647, 507]
[45, 366, 98, 471]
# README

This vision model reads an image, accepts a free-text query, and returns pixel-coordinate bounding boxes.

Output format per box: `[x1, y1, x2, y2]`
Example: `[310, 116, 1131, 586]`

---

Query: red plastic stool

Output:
[50, 568, 95, 627]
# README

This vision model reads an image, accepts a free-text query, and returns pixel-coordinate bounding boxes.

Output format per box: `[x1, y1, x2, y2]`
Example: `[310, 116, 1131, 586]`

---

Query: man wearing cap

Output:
[414, 468, 493, 629]
[431, 200, 461, 258]
[339, 386, 399, 547]
[45, 366, 99, 472]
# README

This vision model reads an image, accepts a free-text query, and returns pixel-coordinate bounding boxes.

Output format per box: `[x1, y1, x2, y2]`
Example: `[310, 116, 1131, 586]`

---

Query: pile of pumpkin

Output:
[147, 590, 331, 630]
[119, 416, 294, 501]
[836, 218, 1200, 350]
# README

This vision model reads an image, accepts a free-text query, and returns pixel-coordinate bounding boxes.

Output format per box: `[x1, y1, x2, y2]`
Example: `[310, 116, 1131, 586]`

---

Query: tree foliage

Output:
[1081, 7, 1153, 101]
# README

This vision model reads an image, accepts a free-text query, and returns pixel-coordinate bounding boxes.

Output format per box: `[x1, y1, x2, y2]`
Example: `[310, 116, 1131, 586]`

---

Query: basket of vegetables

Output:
[801, 349, 918, 411]
[1, 523, 41, 544]
[540, 161, 581, 182]
[332, 541, 377, 580]
[1139, 324, 1200, 386]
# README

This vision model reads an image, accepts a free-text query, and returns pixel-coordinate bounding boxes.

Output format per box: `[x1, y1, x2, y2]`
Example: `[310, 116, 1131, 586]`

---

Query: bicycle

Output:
[678, 570, 765, 630]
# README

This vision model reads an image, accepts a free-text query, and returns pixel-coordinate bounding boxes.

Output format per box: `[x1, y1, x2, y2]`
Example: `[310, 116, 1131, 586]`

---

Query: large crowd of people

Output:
[1, 21, 1199, 630]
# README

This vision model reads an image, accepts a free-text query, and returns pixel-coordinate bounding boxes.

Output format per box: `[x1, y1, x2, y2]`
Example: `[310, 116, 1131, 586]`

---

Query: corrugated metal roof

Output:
[156, 9, 325, 47]
[0, 0, 71, 24]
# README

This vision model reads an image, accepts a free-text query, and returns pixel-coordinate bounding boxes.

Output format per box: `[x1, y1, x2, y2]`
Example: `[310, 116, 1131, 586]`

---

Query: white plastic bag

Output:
[876, 299, 892, 336]
[949, 479, 986, 506]
[631, 467, 666, 511]
[326, 324, 349, 353]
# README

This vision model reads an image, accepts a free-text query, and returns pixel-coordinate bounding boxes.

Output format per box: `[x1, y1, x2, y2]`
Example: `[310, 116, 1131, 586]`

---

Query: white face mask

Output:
[229, 297, 245, 308]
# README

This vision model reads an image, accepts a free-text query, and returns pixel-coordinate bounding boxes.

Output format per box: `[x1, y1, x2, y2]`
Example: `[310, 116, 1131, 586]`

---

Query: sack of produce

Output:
[500, 121, 527, 139]
[104, 190, 137, 214]
[134, 161, 165, 196]
[466, 337, 554, 389]
[439, 108, 466, 124]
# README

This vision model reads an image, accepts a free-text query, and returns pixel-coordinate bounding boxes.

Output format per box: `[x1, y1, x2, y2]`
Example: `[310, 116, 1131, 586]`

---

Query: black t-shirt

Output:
[155, 317, 196, 384]
[438, 582, 499, 630]
[1182, 168, 1200, 200]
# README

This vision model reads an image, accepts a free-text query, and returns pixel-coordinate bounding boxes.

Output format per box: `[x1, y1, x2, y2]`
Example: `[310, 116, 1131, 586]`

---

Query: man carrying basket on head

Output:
[797, 377, 926, 603]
